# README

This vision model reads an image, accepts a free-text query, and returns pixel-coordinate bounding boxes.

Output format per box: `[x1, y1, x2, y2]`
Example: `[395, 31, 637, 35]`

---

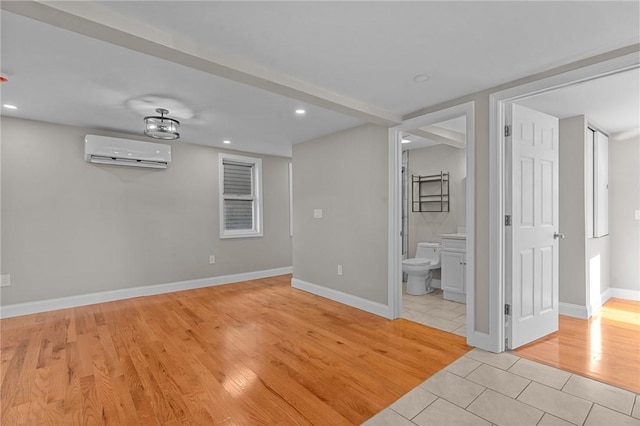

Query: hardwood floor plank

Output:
[39, 400, 64, 426]
[79, 375, 103, 426]
[1, 275, 470, 424]
[516, 298, 640, 393]
[63, 342, 83, 422]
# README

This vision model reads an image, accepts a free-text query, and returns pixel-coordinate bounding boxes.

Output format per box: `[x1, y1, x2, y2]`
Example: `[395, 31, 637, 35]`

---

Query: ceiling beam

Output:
[2, 1, 402, 127]
[408, 127, 466, 149]
[423, 125, 466, 146]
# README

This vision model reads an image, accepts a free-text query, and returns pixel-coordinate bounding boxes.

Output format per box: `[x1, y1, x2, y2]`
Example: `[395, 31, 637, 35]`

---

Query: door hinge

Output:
[505, 215, 512, 226]
[504, 125, 511, 137]
[505, 304, 511, 315]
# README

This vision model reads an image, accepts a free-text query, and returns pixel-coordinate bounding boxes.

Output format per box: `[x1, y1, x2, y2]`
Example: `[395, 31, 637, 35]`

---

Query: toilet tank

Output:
[415, 242, 441, 267]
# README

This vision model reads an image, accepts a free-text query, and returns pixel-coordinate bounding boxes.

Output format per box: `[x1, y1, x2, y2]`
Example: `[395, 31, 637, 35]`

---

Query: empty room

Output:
[1, 2, 639, 425]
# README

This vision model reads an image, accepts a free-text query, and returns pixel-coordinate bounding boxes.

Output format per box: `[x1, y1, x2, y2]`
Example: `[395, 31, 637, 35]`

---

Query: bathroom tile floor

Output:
[363, 349, 640, 426]
[402, 287, 466, 336]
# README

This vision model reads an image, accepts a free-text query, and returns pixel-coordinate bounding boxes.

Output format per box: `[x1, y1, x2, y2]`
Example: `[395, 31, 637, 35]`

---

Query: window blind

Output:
[223, 162, 254, 230]
[223, 163, 252, 196]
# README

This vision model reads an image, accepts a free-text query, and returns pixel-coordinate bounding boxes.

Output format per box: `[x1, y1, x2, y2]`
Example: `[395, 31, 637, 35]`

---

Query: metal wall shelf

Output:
[412, 172, 450, 212]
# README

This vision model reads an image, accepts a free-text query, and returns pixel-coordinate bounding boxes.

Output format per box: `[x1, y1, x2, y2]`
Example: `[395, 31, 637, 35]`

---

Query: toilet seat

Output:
[402, 258, 432, 267]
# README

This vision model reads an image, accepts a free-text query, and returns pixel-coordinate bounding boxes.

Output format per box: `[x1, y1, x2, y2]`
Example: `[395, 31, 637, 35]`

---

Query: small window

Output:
[219, 153, 263, 238]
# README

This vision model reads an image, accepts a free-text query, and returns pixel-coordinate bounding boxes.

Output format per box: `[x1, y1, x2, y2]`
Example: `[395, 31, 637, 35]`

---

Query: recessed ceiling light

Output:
[401, 139, 412, 144]
[223, 140, 231, 144]
[3, 104, 18, 110]
[413, 74, 432, 83]
[295, 109, 306, 115]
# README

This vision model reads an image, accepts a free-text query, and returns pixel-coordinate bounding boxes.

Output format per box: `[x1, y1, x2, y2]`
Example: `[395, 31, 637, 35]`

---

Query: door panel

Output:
[520, 157, 535, 226]
[508, 104, 560, 349]
[442, 251, 464, 293]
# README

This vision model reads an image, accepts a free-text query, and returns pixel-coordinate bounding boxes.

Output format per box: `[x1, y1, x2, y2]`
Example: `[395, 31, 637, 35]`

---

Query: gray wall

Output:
[587, 236, 610, 305]
[0, 117, 292, 305]
[609, 132, 640, 292]
[292, 124, 388, 304]
[559, 116, 588, 306]
[558, 115, 612, 310]
[407, 144, 466, 258]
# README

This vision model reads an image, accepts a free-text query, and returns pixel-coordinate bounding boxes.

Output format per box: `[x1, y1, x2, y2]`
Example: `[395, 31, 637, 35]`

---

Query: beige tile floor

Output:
[363, 348, 640, 426]
[402, 287, 467, 337]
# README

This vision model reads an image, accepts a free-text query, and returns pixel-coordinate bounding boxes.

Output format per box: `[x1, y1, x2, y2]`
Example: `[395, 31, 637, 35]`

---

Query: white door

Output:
[507, 104, 560, 349]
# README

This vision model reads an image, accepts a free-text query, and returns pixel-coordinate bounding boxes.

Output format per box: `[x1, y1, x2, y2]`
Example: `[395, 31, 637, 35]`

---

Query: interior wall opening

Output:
[399, 115, 468, 337]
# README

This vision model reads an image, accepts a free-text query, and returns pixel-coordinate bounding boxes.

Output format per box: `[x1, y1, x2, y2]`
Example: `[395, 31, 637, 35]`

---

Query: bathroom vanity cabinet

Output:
[440, 235, 467, 303]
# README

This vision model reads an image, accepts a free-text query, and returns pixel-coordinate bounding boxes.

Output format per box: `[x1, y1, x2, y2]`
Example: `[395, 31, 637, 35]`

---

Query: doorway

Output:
[491, 54, 640, 352]
[400, 116, 468, 336]
[389, 101, 476, 344]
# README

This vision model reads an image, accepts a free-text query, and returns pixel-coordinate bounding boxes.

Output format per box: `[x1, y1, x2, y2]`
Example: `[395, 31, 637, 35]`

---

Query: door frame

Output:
[388, 101, 476, 344]
[489, 52, 640, 352]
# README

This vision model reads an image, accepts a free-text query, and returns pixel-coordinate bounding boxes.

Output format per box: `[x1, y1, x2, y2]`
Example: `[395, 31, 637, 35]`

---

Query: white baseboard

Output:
[0, 267, 293, 319]
[291, 278, 391, 319]
[600, 287, 612, 305]
[609, 287, 640, 301]
[559, 302, 590, 319]
[560, 286, 639, 320]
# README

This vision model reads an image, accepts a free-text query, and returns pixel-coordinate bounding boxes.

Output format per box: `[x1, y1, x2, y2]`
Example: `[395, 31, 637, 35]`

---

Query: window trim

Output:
[219, 153, 263, 239]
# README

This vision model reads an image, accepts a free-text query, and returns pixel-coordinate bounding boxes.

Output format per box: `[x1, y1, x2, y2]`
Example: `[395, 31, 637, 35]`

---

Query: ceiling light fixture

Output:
[401, 139, 412, 144]
[3, 104, 18, 110]
[144, 108, 180, 140]
[295, 109, 306, 115]
[223, 140, 231, 144]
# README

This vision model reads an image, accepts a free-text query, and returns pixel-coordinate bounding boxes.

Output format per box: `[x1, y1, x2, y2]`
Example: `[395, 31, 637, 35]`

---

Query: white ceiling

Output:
[517, 68, 640, 134]
[0, 11, 362, 158]
[403, 116, 467, 151]
[1, 1, 639, 157]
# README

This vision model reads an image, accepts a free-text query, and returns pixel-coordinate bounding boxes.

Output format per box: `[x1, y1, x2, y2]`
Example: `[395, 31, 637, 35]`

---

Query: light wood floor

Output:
[515, 297, 640, 393]
[0, 275, 470, 425]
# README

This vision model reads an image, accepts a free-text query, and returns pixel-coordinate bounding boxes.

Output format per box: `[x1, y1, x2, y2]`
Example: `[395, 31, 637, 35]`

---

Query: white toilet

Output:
[403, 242, 441, 295]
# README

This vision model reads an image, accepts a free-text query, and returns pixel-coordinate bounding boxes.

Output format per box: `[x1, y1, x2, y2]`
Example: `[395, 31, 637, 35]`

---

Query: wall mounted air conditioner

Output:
[84, 135, 171, 169]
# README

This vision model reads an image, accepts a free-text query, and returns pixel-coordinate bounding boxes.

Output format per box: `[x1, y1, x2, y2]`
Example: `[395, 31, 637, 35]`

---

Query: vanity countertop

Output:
[439, 233, 467, 240]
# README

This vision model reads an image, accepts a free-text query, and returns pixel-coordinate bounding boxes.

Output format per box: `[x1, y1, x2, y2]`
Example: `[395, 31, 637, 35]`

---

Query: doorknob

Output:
[553, 232, 565, 239]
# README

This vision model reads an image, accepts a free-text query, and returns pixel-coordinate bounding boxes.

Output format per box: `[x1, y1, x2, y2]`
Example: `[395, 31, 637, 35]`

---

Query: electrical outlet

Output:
[313, 209, 323, 219]
[0, 274, 10, 287]
[209, 255, 215, 264]
[337, 264, 343, 276]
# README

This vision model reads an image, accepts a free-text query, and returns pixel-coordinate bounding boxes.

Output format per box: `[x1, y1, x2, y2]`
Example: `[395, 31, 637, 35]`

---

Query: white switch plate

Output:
[313, 209, 323, 219]
[209, 255, 216, 264]
[0, 274, 10, 287]
[635, 210, 640, 220]
[337, 264, 343, 276]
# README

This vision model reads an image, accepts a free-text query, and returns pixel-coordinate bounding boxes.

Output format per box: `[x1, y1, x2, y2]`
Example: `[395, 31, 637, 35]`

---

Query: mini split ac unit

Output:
[84, 135, 172, 169]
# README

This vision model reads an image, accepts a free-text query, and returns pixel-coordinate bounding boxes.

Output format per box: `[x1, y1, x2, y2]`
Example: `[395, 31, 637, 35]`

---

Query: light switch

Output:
[635, 210, 640, 220]
[313, 209, 323, 219]
[0, 274, 10, 287]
